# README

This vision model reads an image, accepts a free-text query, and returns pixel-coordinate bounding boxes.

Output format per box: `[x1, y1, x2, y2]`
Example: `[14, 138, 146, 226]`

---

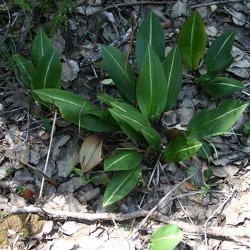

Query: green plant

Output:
[200, 182, 211, 197]
[150, 224, 182, 250]
[11, 0, 80, 35]
[243, 122, 250, 138]
[13, 11, 248, 211]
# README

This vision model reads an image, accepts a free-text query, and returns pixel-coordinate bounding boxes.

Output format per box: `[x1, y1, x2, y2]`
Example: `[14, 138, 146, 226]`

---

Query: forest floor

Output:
[0, 0, 250, 249]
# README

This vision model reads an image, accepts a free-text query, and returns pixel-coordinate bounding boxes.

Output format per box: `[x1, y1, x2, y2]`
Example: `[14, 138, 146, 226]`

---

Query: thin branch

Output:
[76, 1, 169, 17]
[5, 153, 59, 187]
[8, 204, 250, 243]
[191, 0, 245, 9]
[39, 112, 57, 199]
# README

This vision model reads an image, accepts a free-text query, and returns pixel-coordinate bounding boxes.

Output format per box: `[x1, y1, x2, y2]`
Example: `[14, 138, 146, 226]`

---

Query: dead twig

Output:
[8, 204, 250, 243]
[79, 28, 132, 66]
[5, 153, 59, 187]
[76, 1, 169, 17]
[38, 111, 57, 199]
[191, 0, 245, 9]
[204, 187, 236, 248]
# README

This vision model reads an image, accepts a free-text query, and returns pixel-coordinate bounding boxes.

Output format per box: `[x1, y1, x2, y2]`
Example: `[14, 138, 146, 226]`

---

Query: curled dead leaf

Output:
[79, 134, 104, 173]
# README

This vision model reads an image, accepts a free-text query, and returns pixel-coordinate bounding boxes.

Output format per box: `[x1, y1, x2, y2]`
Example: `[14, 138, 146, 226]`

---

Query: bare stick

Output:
[75, 1, 168, 16]
[79, 28, 132, 66]
[204, 188, 236, 248]
[191, 0, 245, 9]
[128, 174, 194, 239]
[39, 112, 57, 198]
[5, 153, 59, 187]
[8, 204, 250, 242]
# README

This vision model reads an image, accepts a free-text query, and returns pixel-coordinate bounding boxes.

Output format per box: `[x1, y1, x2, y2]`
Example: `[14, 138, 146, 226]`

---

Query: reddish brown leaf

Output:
[79, 134, 104, 173]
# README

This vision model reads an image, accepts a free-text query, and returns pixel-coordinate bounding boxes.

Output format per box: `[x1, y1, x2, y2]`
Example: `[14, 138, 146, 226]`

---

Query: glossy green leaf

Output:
[136, 46, 167, 120]
[109, 107, 151, 140]
[104, 150, 142, 171]
[32, 89, 118, 132]
[135, 11, 165, 69]
[164, 137, 202, 163]
[32, 29, 55, 67]
[205, 30, 235, 72]
[178, 10, 206, 70]
[194, 71, 219, 84]
[150, 224, 182, 250]
[111, 101, 140, 113]
[12, 54, 34, 88]
[201, 77, 243, 96]
[97, 92, 119, 106]
[163, 45, 183, 111]
[141, 127, 161, 151]
[197, 140, 211, 160]
[103, 165, 141, 207]
[31, 51, 62, 90]
[102, 46, 135, 103]
[187, 100, 248, 139]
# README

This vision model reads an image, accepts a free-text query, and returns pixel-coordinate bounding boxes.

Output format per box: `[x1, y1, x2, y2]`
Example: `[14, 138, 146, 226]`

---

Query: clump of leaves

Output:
[13, 11, 248, 208]
[13, 10, 248, 250]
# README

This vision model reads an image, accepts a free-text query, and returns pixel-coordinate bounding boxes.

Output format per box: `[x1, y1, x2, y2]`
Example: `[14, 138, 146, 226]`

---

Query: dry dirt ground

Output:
[0, 0, 250, 249]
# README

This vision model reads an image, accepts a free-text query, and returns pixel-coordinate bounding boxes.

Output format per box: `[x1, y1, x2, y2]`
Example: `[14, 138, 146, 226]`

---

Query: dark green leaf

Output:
[163, 45, 183, 111]
[205, 30, 235, 72]
[204, 167, 213, 179]
[33, 89, 118, 132]
[194, 71, 219, 84]
[12, 54, 35, 88]
[32, 29, 55, 67]
[197, 140, 211, 160]
[103, 166, 141, 207]
[150, 224, 183, 250]
[136, 46, 167, 120]
[164, 137, 202, 163]
[201, 77, 243, 96]
[104, 150, 142, 171]
[102, 46, 135, 103]
[31, 51, 62, 90]
[97, 92, 119, 106]
[141, 127, 161, 151]
[178, 10, 206, 70]
[109, 106, 151, 140]
[135, 11, 165, 69]
[187, 100, 248, 139]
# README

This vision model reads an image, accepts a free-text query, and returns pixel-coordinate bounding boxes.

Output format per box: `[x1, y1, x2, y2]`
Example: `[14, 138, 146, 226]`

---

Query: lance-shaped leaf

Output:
[33, 89, 118, 132]
[80, 134, 104, 173]
[109, 107, 151, 140]
[164, 137, 202, 163]
[32, 29, 55, 67]
[102, 46, 135, 103]
[205, 30, 235, 72]
[97, 92, 119, 106]
[31, 51, 62, 90]
[201, 77, 243, 97]
[178, 10, 206, 70]
[12, 54, 35, 88]
[103, 165, 141, 207]
[104, 150, 142, 171]
[135, 11, 165, 69]
[150, 224, 183, 250]
[163, 45, 183, 111]
[141, 127, 161, 151]
[137, 46, 167, 120]
[194, 71, 219, 84]
[187, 100, 248, 139]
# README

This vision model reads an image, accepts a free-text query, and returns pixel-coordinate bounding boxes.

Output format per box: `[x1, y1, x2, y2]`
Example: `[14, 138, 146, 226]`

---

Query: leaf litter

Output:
[0, 0, 250, 249]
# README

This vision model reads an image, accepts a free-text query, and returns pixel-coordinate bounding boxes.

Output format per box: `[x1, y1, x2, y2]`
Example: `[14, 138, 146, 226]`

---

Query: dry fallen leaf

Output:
[79, 134, 104, 173]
